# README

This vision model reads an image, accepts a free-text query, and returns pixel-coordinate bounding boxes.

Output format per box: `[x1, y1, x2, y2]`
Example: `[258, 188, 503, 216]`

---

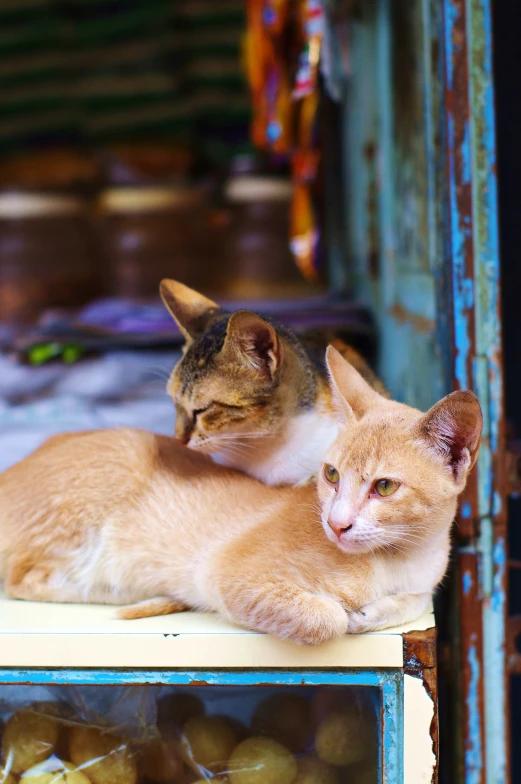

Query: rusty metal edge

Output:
[403, 626, 439, 784]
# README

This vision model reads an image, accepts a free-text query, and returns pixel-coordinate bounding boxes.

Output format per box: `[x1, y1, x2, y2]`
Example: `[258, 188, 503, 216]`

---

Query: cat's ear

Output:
[223, 311, 282, 380]
[326, 345, 384, 420]
[416, 390, 483, 484]
[160, 279, 220, 342]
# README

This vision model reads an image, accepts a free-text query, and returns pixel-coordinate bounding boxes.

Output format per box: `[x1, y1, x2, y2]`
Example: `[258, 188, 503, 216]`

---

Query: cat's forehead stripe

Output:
[179, 316, 230, 392]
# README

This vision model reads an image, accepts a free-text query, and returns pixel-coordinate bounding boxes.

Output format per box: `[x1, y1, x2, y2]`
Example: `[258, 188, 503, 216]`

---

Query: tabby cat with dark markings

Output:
[160, 279, 387, 486]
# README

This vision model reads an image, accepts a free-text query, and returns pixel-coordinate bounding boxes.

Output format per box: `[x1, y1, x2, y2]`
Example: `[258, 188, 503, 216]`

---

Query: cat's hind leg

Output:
[117, 597, 187, 620]
[5, 555, 89, 604]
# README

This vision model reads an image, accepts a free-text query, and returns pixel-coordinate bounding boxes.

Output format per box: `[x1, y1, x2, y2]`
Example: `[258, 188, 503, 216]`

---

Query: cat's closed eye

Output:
[373, 478, 401, 497]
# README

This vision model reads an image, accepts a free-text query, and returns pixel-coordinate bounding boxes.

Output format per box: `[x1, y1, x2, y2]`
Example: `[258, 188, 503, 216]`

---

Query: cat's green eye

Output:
[374, 478, 401, 497]
[324, 464, 340, 485]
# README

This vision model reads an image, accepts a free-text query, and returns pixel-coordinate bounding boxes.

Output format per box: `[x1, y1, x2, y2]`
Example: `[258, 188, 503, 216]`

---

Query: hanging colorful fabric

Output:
[244, 0, 326, 279]
[244, 0, 292, 153]
[290, 90, 321, 280]
[288, 1, 325, 279]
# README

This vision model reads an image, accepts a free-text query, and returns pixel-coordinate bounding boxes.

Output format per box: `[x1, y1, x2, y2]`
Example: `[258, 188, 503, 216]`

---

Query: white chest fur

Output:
[213, 410, 339, 486]
[373, 532, 450, 598]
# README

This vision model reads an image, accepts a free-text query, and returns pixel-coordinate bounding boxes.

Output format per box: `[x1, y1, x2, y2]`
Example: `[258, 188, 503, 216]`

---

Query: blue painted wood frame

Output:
[336, 0, 505, 778]
[0, 668, 403, 783]
[442, 0, 506, 782]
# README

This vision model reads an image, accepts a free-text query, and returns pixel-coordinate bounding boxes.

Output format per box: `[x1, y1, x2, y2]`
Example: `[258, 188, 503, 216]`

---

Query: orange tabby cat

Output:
[0, 348, 482, 643]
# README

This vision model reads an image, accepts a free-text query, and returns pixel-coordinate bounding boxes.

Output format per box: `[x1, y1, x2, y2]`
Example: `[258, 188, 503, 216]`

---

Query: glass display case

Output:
[0, 591, 437, 783]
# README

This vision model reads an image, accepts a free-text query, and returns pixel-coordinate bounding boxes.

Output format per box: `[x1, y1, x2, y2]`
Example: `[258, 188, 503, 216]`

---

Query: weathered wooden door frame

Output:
[443, 1, 507, 782]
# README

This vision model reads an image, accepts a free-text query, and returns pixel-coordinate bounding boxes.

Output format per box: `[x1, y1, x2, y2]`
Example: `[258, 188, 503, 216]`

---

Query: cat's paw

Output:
[289, 596, 349, 645]
[346, 605, 388, 634]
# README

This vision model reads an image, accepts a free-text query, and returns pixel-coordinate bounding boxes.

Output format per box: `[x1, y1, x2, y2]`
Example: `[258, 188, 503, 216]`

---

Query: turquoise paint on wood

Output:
[343, 0, 447, 410]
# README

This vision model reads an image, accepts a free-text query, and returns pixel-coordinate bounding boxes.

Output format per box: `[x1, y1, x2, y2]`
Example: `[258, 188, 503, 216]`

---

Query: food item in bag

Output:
[157, 693, 205, 736]
[138, 737, 184, 782]
[3, 710, 60, 774]
[214, 716, 248, 745]
[20, 758, 91, 783]
[294, 756, 339, 784]
[180, 716, 238, 774]
[0, 766, 16, 784]
[251, 694, 312, 753]
[315, 708, 374, 766]
[68, 726, 137, 784]
[228, 737, 297, 784]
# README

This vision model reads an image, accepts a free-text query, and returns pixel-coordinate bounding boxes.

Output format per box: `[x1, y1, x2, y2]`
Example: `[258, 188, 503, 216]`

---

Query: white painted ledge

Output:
[0, 590, 435, 669]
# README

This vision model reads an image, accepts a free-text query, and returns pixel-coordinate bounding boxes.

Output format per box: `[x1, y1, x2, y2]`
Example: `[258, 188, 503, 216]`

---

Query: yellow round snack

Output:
[157, 693, 205, 734]
[20, 758, 91, 783]
[180, 716, 237, 773]
[228, 737, 297, 784]
[315, 709, 374, 766]
[251, 693, 312, 753]
[0, 766, 16, 784]
[138, 737, 183, 782]
[294, 756, 339, 784]
[69, 726, 137, 784]
[3, 709, 60, 774]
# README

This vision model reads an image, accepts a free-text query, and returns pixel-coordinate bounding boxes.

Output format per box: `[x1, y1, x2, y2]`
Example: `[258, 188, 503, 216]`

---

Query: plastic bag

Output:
[0, 684, 379, 783]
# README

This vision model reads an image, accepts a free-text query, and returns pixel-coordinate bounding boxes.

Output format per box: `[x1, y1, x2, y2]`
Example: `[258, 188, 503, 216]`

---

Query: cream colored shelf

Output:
[0, 590, 434, 669]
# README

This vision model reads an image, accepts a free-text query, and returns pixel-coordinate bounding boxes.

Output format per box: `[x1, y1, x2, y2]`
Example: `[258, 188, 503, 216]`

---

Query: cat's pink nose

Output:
[328, 520, 353, 538]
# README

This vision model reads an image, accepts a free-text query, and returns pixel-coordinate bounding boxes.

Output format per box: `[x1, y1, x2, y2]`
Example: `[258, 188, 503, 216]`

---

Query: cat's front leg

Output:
[216, 578, 348, 645]
[346, 592, 431, 634]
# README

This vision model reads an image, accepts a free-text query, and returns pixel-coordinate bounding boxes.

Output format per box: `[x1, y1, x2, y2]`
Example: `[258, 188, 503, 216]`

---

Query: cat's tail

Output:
[117, 596, 187, 620]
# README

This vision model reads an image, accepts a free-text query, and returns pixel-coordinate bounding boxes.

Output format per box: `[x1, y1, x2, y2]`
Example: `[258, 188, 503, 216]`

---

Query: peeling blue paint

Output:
[444, 0, 460, 89]
[477, 442, 493, 519]
[465, 641, 483, 784]
[463, 570, 473, 594]
[381, 673, 403, 784]
[466, 1, 506, 777]
[461, 121, 471, 185]
[0, 669, 397, 686]
[483, 538, 507, 784]
[492, 538, 506, 614]
[462, 501, 472, 519]
[454, 311, 471, 391]
[487, 361, 502, 454]
[479, 515, 494, 597]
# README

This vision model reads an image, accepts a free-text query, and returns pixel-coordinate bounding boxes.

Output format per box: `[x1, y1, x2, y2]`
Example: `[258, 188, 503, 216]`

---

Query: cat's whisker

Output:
[207, 439, 257, 454]
[209, 439, 256, 450]
[146, 367, 172, 382]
